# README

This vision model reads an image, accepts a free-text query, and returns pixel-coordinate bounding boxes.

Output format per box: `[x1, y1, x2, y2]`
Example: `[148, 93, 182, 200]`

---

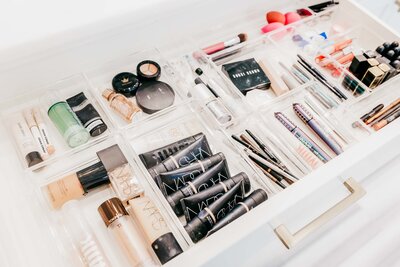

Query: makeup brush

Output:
[202, 33, 248, 55]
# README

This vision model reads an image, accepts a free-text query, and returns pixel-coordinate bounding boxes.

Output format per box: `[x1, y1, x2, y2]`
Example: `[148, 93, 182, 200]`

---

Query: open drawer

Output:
[0, 0, 399, 266]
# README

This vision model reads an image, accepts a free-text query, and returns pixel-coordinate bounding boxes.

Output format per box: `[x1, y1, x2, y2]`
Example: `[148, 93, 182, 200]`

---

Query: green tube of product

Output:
[48, 102, 89, 147]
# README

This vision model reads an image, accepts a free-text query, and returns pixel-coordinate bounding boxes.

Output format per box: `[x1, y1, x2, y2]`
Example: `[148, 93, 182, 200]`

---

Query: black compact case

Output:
[222, 58, 271, 95]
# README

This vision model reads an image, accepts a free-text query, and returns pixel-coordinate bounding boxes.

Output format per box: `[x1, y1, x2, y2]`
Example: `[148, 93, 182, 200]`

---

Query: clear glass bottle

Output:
[98, 198, 155, 267]
[102, 89, 141, 122]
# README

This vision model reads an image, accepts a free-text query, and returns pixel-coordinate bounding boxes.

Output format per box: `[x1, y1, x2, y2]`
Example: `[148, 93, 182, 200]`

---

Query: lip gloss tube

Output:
[23, 109, 48, 159]
[98, 198, 155, 267]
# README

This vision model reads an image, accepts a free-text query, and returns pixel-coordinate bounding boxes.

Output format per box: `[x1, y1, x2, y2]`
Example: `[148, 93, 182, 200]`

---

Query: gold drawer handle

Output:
[274, 178, 366, 249]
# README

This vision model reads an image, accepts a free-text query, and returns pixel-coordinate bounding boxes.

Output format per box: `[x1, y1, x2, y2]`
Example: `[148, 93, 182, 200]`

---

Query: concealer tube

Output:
[184, 181, 244, 243]
[97, 145, 144, 204]
[45, 161, 109, 209]
[32, 107, 55, 155]
[156, 153, 225, 196]
[98, 198, 155, 267]
[207, 189, 268, 236]
[148, 135, 212, 178]
[129, 196, 183, 264]
[167, 160, 230, 216]
[139, 133, 204, 169]
[12, 113, 43, 167]
[23, 109, 48, 159]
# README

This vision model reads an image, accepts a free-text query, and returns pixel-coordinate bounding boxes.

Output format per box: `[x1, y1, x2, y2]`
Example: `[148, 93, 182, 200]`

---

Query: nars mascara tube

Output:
[139, 133, 204, 169]
[148, 135, 212, 178]
[167, 160, 230, 216]
[184, 181, 243, 243]
[207, 189, 268, 236]
[181, 172, 251, 222]
[156, 153, 225, 196]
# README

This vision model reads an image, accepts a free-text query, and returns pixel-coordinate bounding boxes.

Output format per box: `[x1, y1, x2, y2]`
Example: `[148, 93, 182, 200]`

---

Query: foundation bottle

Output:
[102, 89, 141, 123]
[97, 145, 144, 204]
[129, 196, 183, 264]
[98, 198, 155, 267]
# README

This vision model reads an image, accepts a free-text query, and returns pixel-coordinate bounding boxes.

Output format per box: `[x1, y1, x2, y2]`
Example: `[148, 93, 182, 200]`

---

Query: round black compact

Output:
[135, 81, 175, 114]
[112, 72, 140, 97]
[136, 60, 161, 81]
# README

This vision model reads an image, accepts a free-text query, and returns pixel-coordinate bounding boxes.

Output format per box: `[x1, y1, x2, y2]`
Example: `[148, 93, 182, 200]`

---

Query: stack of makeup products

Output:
[101, 59, 176, 123]
[43, 144, 184, 266]
[138, 133, 268, 243]
[357, 98, 400, 131]
[13, 91, 108, 168]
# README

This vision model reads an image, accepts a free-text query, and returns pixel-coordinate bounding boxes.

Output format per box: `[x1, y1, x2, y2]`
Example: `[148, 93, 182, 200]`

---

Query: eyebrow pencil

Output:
[373, 109, 400, 130]
[274, 112, 331, 163]
[365, 98, 400, 125]
[293, 103, 343, 155]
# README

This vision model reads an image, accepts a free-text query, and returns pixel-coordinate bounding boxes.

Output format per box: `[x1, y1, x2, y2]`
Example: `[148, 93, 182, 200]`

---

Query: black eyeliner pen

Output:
[297, 60, 344, 100]
[231, 135, 269, 161]
[297, 55, 347, 100]
[247, 155, 288, 189]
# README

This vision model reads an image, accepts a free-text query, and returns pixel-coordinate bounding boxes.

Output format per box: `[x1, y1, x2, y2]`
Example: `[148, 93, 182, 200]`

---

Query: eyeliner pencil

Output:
[297, 54, 347, 100]
[293, 103, 343, 155]
[249, 157, 287, 189]
[231, 135, 269, 161]
[275, 112, 331, 163]
[245, 149, 298, 183]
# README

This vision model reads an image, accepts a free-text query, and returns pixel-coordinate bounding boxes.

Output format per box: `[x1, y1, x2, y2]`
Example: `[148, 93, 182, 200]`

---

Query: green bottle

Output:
[48, 102, 89, 148]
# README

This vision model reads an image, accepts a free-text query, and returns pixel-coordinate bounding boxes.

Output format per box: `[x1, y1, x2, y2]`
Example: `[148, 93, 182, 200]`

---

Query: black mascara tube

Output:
[184, 181, 244, 243]
[207, 189, 268, 236]
[148, 135, 213, 178]
[139, 133, 205, 169]
[156, 153, 225, 196]
[167, 160, 230, 216]
[180, 172, 251, 222]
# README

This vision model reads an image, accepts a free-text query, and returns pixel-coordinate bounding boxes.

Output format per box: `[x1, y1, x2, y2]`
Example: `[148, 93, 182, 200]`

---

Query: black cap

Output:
[386, 50, 396, 60]
[167, 190, 185, 216]
[376, 45, 385, 55]
[184, 216, 209, 243]
[245, 189, 268, 207]
[231, 172, 251, 193]
[152, 232, 183, 264]
[26, 151, 43, 167]
[390, 41, 399, 49]
[391, 60, 400, 69]
[135, 81, 175, 114]
[195, 68, 203, 76]
[77, 161, 110, 192]
[112, 72, 140, 97]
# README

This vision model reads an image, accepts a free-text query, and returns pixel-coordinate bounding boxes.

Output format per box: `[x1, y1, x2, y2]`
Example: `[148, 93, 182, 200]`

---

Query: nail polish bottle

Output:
[102, 89, 141, 123]
[98, 198, 155, 267]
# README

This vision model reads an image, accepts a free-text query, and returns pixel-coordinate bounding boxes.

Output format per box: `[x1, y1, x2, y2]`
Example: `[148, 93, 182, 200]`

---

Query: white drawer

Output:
[0, 0, 399, 266]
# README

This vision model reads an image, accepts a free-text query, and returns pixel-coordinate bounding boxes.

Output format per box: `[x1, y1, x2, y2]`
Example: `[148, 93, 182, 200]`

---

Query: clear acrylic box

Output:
[123, 103, 272, 245]
[85, 48, 189, 129]
[31, 134, 189, 266]
[0, 74, 112, 171]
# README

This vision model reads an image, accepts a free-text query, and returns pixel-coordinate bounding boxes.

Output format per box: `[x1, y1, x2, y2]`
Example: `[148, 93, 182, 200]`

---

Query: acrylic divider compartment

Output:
[168, 52, 245, 127]
[331, 79, 400, 140]
[122, 103, 271, 245]
[0, 74, 112, 171]
[32, 134, 188, 266]
[85, 48, 188, 129]
[222, 113, 312, 195]
[258, 86, 356, 172]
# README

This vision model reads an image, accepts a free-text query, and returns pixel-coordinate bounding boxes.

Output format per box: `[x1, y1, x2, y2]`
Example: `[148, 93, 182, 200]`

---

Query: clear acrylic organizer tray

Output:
[30, 134, 189, 267]
[85, 48, 190, 130]
[122, 103, 273, 246]
[0, 74, 113, 171]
